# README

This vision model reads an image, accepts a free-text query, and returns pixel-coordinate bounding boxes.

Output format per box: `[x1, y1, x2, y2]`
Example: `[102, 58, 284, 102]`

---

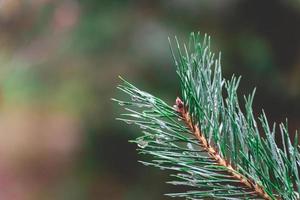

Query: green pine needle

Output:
[113, 32, 300, 200]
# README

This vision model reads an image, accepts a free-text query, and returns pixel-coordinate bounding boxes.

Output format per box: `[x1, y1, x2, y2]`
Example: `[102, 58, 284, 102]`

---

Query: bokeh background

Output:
[0, 0, 300, 199]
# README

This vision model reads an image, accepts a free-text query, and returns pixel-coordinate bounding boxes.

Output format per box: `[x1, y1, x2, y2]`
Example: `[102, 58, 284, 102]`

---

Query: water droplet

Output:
[189, 179, 197, 186]
[125, 120, 133, 125]
[159, 167, 165, 171]
[156, 137, 163, 144]
[155, 134, 169, 144]
[140, 125, 147, 129]
[131, 96, 139, 102]
[137, 104, 143, 108]
[187, 143, 194, 150]
[137, 140, 148, 148]
[157, 120, 167, 129]
[148, 97, 156, 104]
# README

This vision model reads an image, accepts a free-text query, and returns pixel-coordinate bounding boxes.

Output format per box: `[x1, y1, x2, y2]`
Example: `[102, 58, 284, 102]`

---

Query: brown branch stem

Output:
[175, 97, 272, 200]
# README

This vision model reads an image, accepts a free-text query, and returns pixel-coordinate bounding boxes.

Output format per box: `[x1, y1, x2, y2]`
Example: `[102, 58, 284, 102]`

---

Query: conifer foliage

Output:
[113, 33, 300, 199]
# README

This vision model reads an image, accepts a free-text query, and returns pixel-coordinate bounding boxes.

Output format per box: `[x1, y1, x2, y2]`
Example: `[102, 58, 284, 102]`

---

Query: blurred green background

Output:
[0, 0, 299, 199]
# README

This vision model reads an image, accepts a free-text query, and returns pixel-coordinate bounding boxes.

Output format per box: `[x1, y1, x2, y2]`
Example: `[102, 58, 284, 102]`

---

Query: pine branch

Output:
[113, 33, 300, 199]
[175, 97, 270, 199]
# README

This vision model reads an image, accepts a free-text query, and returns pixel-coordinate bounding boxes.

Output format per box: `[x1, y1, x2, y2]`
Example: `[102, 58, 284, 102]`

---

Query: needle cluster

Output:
[113, 33, 300, 199]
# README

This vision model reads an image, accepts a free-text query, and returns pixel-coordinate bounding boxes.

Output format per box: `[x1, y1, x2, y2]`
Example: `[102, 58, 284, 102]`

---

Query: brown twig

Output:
[175, 97, 273, 200]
